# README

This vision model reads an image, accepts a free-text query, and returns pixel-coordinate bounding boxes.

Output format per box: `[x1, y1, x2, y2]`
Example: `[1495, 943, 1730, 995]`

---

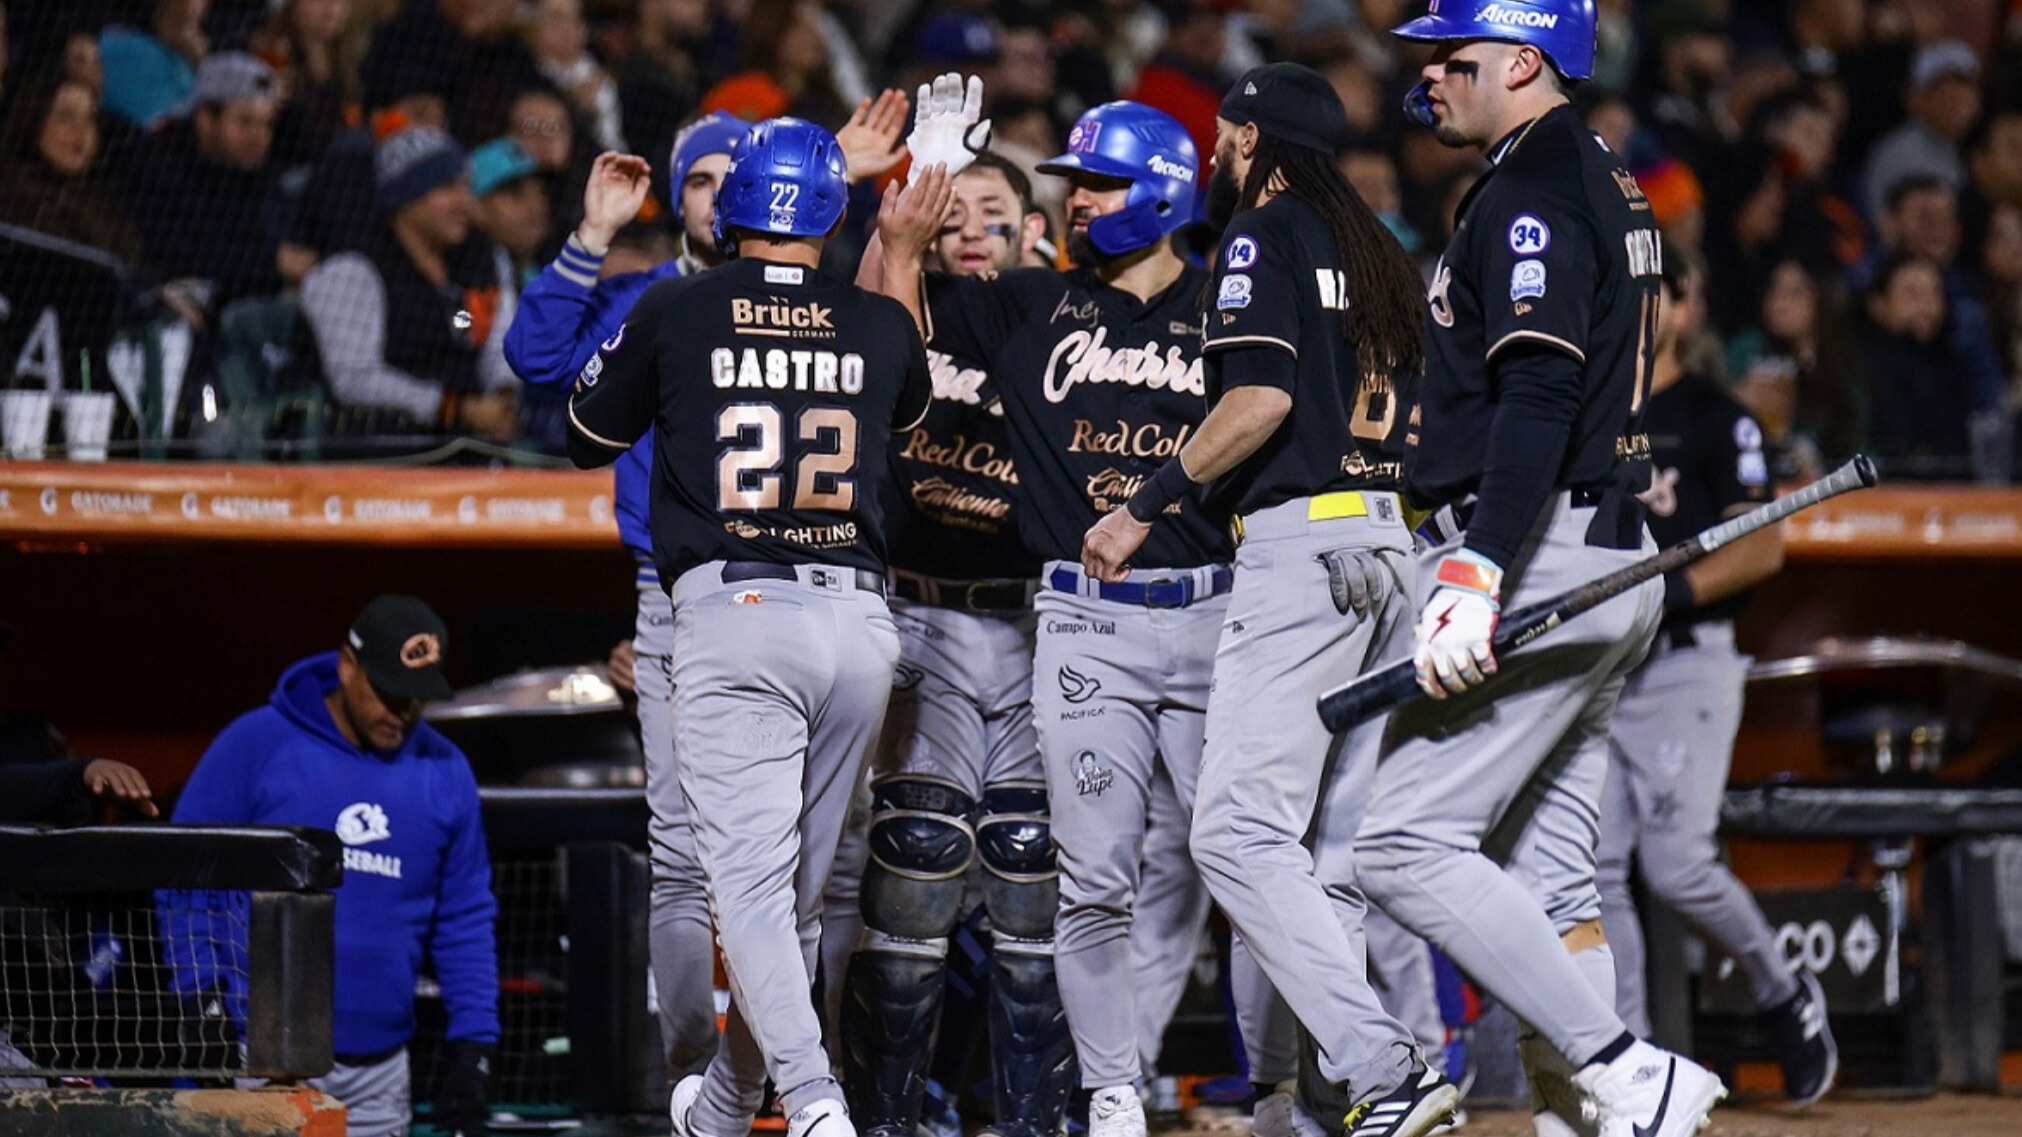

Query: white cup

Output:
[61, 390, 117, 462]
[1, 389, 54, 459]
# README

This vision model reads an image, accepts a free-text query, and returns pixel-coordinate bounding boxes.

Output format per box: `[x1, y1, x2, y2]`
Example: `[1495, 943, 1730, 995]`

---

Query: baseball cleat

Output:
[1571, 1040, 1725, 1137]
[787, 1098, 857, 1137]
[1337, 1061, 1460, 1137]
[1519, 1030, 1596, 1137]
[671, 1074, 712, 1137]
[1252, 1085, 1329, 1137]
[1089, 1085, 1147, 1137]
[1770, 969, 1837, 1107]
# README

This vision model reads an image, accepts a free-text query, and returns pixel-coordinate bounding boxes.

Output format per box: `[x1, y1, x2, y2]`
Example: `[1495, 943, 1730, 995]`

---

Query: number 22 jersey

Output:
[569, 256, 933, 580]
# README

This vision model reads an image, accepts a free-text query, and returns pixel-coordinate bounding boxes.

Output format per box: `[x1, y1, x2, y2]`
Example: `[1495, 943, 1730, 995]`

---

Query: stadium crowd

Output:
[0, 0, 2016, 478]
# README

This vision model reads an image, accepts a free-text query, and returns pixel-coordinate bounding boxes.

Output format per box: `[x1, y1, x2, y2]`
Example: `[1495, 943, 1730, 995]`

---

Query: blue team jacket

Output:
[159, 653, 499, 1054]
[505, 238, 685, 574]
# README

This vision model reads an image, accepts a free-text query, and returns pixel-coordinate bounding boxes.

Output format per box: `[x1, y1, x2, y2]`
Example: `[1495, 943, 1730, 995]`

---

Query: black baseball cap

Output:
[345, 595, 455, 703]
[1218, 62, 1348, 155]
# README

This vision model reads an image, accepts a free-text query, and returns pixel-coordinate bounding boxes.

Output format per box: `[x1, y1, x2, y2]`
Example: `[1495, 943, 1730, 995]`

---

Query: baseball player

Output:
[505, 111, 746, 1084]
[869, 99, 1230, 1137]
[1350, 6, 1727, 1137]
[839, 133, 1076, 1137]
[1081, 62, 1459, 1137]
[566, 117, 935, 1137]
[1596, 243, 1836, 1108]
[505, 96, 911, 1082]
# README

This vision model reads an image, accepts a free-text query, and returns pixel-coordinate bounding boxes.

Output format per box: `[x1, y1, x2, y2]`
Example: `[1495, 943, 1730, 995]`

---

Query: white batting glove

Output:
[907, 72, 990, 183]
[1414, 549, 1503, 698]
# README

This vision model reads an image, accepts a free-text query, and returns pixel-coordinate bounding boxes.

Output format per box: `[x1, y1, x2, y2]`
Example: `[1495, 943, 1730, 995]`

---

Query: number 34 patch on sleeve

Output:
[1507, 214, 1551, 255]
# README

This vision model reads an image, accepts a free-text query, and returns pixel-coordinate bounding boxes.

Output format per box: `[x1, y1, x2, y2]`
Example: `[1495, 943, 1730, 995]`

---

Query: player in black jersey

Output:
[568, 117, 933, 1137]
[870, 98, 1229, 1137]
[1080, 63, 1458, 1137]
[1598, 242, 1836, 1114]
[1352, 6, 1728, 1137]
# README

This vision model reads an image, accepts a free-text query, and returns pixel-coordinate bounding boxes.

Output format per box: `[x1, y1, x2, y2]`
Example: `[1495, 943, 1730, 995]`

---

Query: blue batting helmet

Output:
[712, 117, 849, 250]
[1391, 0, 1597, 82]
[1037, 102, 1198, 257]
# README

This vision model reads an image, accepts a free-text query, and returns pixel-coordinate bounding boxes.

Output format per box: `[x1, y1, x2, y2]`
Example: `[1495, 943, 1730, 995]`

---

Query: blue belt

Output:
[1047, 565, 1233, 609]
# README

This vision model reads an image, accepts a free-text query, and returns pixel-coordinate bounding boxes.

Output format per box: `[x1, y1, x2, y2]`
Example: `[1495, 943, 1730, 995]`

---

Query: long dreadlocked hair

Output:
[1237, 135, 1425, 377]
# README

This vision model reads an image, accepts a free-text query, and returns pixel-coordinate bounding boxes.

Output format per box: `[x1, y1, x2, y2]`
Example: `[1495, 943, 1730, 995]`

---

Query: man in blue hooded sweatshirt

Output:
[160, 595, 497, 1137]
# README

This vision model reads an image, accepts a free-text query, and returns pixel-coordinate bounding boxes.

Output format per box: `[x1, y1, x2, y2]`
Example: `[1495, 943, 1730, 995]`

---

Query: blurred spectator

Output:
[1318, 52, 1388, 150]
[252, 0, 371, 170]
[1966, 108, 2022, 216]
[297, 126, 515, 446]
[1727, 259, 1863, 478]
[62, 28, 104, 95]
[614, 0, 715, 177]
[0, 707, 157, 824]
[1754, 92, 1865, 271]
[898, 12, 1000, 97]
[360, 0, 541, 145]
[1058, 0, 1165, 96]
[159, 595, 497, 1137]
[1590, 0, 1640, 95]
[118, 52, 283, 330]
[1125, 4, 1230, 172]
[0, 76, 142, 263]
[1857, 251, 1976, 477]
[1635, 156, 1705, 253]
[700, 0, 848, 127]
[470, 136, 547, 286]
[1340, 147, 1417, 255]
[527, 0, 623, 153]
[278, 61, 450, 281]
[1862, 39, 1980, 222]
[1968, 200, 2022, 406]
[1633, 0, 1732, 172]
[99, 0, 209, 130]
[1702, 142, 1786, 336]
[1856, 174, 2007, 413]
[499, 84, 587, 259]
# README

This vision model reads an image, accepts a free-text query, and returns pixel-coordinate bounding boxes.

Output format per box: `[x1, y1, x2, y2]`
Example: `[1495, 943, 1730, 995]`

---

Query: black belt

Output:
[892, 571, 1038, 613]
[1661, 624, 1699, 651]
[721, 561, 888, 598]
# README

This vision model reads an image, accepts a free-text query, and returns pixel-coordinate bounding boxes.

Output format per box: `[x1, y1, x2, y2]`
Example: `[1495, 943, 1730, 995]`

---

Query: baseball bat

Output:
[1316, 455, 1879, 733]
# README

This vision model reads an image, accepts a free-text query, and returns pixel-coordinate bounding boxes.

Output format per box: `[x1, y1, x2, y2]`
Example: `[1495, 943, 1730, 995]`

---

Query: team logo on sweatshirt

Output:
[335, 802, 403, 879]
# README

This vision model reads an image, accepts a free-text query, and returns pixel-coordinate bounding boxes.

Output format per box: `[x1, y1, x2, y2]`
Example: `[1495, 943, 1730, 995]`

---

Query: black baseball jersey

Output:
[1637, 372, 1773, 625]
[923, 264, 1231, 568]
[1203, 193, 1406, 517]
[885, 352, 1041, 581]
[568, 256, 932, 580]
[1406, 103, 1660, 507]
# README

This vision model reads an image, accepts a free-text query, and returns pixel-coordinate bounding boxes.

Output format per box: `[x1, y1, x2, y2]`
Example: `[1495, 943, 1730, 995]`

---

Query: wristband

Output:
[1661, 568, 1694, 616]
[1438, 548, 1504, 600]
[1125, 459, 1199, 524]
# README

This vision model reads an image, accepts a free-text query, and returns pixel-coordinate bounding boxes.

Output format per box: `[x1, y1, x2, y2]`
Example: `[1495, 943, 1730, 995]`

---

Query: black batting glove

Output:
[433, 1039, 494, 1135]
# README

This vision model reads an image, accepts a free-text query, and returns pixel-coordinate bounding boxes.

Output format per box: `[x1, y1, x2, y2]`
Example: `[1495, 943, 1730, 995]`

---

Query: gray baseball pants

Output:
[1034, 562, 1225, 1089]
[670, 561, 900, 1133]
[308, 1047, 408, 1137]
[637, 581, 722, 1079]
[1597, 621, 1795, 1035]
[1190, 495, 1419, 1100]
[1357, 493, 1660, 1070]
[1132, 761, 1213, 1078]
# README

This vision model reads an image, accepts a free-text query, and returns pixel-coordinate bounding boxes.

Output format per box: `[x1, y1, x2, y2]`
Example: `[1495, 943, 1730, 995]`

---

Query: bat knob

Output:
[1852, 454, 1879, 487]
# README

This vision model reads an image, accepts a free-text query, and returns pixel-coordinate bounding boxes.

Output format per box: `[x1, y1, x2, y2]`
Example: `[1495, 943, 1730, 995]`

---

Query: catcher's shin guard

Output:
[987, 941, 1077, 1137]
[842, 942, 949, 1136]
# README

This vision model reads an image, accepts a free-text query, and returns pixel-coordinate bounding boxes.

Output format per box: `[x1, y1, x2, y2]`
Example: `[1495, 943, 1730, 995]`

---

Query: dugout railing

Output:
[0, 823, 339, 1082]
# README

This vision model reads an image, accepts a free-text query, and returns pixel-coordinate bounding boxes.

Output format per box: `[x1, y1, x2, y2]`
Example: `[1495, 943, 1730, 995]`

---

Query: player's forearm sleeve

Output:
[1464, 345, 1582, 569]
[1213, 342, 1297, 394]
[505, 245, 608, 389]
[300, 257, 444, 423]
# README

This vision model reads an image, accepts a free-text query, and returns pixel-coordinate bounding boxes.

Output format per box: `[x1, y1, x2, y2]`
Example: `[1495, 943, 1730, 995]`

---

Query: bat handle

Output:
[1317, 657, 1420, 733]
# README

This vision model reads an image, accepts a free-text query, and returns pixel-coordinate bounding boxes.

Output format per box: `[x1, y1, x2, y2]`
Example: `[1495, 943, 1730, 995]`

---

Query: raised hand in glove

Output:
[433, 1039, 494, 1136]
[906, 72, 989, 183]
[1414, 549, 1502, 698]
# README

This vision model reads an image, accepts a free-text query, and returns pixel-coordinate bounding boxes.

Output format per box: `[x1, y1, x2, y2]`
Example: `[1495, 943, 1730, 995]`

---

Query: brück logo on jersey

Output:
[732, 298, 836, 339]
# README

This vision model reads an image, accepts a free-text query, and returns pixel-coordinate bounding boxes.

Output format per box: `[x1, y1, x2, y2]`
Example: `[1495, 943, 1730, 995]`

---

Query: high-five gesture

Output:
[877, 162, 956, 263]
[578, 151, 653, 252]
[837, 88, 911, 183]
[906, 72, 990, 182]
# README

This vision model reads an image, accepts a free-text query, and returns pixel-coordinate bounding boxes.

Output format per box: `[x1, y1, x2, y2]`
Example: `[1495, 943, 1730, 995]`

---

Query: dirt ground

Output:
[1165, 1093, 2022, 1137]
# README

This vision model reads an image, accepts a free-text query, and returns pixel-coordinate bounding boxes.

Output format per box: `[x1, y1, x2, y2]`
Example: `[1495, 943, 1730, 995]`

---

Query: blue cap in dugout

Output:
[1037, 101, 1198, 257]
[712, 116, 850, 249]
[1392, 0, 1598, 126]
